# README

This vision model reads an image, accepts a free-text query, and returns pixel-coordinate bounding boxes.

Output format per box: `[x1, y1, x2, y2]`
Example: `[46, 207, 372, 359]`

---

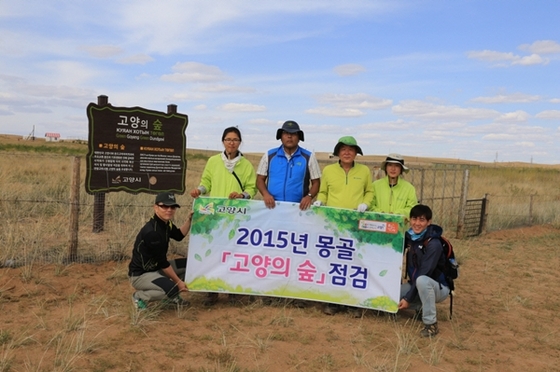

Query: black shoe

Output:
[289, 299, 307, 308]
[323, 304, 341, 315]
[203, 293, 219, 307]
[348, 307, 364, 318]
[228, 294, 243, 305]
[420, 322, 439, 338]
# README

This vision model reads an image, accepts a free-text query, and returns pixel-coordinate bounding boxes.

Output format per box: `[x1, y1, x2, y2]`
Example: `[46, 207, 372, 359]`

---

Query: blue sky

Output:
[1, 1, 559, 164]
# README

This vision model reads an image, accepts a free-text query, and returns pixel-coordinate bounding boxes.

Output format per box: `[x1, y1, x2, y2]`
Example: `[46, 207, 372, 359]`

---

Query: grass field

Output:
[1, 133, 559, 371]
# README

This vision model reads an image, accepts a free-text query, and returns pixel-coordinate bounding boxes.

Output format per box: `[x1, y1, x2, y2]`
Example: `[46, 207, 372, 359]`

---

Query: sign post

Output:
[86, 95, 188, 231]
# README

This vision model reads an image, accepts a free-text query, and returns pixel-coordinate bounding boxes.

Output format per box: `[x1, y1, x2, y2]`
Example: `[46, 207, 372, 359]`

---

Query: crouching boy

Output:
[398, 204, 450, 337]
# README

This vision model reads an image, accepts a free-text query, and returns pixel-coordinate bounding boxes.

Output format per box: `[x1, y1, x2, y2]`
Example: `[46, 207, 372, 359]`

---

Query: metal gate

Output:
[463, 196, 488, 237]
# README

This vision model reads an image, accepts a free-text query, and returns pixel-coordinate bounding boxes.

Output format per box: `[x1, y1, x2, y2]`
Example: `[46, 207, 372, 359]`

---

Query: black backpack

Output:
[423, 236, 459, 319]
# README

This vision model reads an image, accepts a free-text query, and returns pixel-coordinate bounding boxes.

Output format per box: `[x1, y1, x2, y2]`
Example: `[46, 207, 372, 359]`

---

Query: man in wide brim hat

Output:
[275, 120, 304, 141]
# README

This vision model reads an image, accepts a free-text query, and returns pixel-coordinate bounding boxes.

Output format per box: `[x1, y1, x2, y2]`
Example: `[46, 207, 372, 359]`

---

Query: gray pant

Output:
[130, 259, 186, 302]
[400, 275, 450, 325]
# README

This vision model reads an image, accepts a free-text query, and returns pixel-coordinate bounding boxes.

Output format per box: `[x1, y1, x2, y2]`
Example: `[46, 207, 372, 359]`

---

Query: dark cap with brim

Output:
[155, 192, 181, 207]
[276, 120, 304, 141]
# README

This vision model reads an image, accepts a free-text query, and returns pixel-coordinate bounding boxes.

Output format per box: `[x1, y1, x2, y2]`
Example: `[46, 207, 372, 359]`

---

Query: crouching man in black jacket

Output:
[128, 192, 192, 309]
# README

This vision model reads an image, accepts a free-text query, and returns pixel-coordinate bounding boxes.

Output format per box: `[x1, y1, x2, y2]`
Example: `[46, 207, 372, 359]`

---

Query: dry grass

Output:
[1, 134, 560, 370]
[1, 225, 559, 370]
[1, 136, 559, 266]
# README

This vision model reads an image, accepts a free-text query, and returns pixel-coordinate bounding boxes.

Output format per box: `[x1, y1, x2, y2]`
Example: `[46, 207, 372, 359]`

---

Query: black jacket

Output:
[128, 214, 185, 277]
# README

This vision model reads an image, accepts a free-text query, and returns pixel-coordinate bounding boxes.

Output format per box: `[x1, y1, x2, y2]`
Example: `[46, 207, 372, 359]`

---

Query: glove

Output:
[313, 200, 323, 207]
[357, 203, 368, 212]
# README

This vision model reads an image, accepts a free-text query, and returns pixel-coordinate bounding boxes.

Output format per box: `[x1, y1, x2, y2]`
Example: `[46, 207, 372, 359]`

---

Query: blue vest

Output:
[267, 146, 311, 202]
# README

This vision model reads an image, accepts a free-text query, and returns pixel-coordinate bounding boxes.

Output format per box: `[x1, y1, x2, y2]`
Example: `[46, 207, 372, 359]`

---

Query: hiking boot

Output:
[348, 307, 364, 318]
[323, 303, 341, 315]
[261, 297, 275, 306]
[163, 296, 190, 307]
[420, 322, 439, 338]
[228, 294, 243, 305]
[289, 299, 307, 308]
[132, 292, 147, 310]
[203, 293, 219, 307]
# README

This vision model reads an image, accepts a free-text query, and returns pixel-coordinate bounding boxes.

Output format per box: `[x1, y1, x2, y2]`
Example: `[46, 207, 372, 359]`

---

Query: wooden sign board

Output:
[86, 103, 188, 194]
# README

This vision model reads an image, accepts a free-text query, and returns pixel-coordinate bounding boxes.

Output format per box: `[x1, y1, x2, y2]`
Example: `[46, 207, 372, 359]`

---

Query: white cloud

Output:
[494, 110, 530, 123]
[248, 118, 275, 125]
[392, 100, 500, 122]
[535, 110, 560, 120]
[113, 1, 401, 55]
[333, 64, 366, 77]
[467, 46, 550, 67]
[117, 54, 154, 65]
[360, 119, 415, 131]
[80, 45, 123, 59]
[467, 50, 517, 62]
[197, 84, 256, 93]
[161, 62, 230, 83]
[316, 93, 392, 110]
[470, 93, 541, 104]
[305, 107, 365, 117]
[307, 93, 392, 117]
[483, 133, 519, 141]
[518, 40, 560, 54]
[218, 103, 266, 112]
[169, 92, 207, 101]
[549, 98, 560, 103]
[512, 54, 548, 66]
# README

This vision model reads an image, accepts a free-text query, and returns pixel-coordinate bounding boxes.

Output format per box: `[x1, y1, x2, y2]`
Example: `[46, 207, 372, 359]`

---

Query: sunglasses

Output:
[157, 204, 177, 210]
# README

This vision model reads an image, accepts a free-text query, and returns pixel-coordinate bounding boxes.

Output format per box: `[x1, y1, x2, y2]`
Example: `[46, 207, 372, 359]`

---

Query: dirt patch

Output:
[1, 224, 559, 371]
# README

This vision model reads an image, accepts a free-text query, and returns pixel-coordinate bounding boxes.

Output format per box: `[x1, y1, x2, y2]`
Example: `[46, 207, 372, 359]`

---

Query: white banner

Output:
[186, 198, 405, 312]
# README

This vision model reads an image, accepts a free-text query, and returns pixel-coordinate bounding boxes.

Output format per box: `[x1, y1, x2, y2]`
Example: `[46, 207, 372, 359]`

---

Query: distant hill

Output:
[2, 133, 557, 169]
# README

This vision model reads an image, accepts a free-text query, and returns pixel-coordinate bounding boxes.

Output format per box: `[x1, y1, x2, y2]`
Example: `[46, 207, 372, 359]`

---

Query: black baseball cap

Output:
[154, 192, 181, 207]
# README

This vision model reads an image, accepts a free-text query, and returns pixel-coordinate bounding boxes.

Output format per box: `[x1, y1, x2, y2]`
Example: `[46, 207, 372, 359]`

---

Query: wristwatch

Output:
[307, 193, 313, 198]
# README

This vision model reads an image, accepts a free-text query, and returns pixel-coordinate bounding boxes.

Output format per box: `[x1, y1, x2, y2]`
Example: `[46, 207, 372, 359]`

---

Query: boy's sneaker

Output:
[132, 292, 147, 310]
[163, 296, 190, 307]
[420, 322, 439, 338]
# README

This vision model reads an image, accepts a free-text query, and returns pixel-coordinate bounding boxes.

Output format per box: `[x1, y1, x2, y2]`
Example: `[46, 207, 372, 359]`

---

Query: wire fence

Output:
[483, 193, 560, 231]
[1, 152, 559, 266]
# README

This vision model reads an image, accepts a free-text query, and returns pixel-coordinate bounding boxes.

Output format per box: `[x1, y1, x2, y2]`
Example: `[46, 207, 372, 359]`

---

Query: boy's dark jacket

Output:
[402, 224, 448, 302]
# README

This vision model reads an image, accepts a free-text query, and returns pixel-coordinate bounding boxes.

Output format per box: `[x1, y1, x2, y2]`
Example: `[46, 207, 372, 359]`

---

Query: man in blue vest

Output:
[257, 120, 321, 210]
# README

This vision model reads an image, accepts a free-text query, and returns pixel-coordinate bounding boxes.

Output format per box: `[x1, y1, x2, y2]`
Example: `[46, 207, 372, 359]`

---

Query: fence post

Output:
[529, 193, 535, 225]
[480, 193, 489, 235]
[456, 169, 469, 239]
[93, 95, 108, 233]
[419, 169, 425, 203]
[68, 156, 80, 261]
